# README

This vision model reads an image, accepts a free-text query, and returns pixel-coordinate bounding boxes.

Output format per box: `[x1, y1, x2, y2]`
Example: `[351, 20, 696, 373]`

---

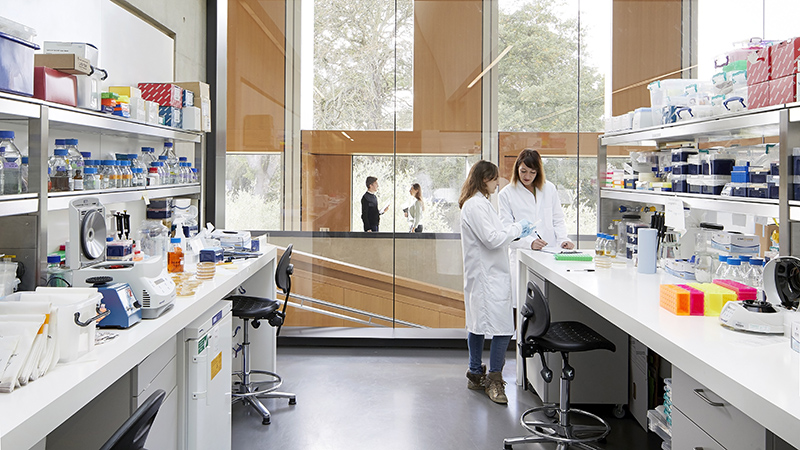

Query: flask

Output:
[168, 237, 184, 273]
[83, 167, 100, 190]
[147, 166, 160, 187]
[64, 138, 84, 191]
[0, 131, 23, 195]
[49, 149, 72, 192]
[46, 255, 70, 287]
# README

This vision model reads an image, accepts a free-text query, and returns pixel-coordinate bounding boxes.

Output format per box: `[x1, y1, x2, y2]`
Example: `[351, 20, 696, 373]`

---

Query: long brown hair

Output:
[411, 183, 424, 210]
[459, 160, 498, 209]
[511, 149, 545, 197]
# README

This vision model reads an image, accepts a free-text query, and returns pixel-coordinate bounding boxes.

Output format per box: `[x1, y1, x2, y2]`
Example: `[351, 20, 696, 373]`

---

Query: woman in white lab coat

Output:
[459, 160, 532, 404]
[499, 149, 574, 304]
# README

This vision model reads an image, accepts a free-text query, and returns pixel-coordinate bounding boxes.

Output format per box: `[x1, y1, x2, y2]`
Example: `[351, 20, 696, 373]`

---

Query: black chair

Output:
[99, 389, 165, 450]
[228, 244, 296, 425]
[504, 282, 616, 450]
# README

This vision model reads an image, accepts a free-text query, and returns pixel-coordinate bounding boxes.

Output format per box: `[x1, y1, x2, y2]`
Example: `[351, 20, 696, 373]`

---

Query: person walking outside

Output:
[361, 176, 388, 232]
[404, 183, 424, 232]
[459, 160, 532, 404]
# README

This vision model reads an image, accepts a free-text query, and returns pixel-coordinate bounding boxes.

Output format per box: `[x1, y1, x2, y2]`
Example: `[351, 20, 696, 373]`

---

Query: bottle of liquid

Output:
[132, 167, 146, 187]
[141, 147, 157, 167]
[64, 138, 84, 191]
[178, 157, 189, 184]
[128, 153, 145, 173]
[738, 255, 751, 275]
[747, 258, 765, 290]
[46, 255, 70, 287]
[595, 233, 606, 256]
[49, 149, 72, 192]
[0, 131, 23, 195]
[20, 156, 29, 193]
[147, 166, 161, 187]
[157, 155, 172, 184]
[191, 168, 198, 183]
[83, 167, 100, 190]
[714, 255, 729, 280]
[604, 235, 617, 259]
[155, 161, 168, 183]
[168, 237, 184, 273]
[726, 257, 744, 283]
[120, 160, 133, 187]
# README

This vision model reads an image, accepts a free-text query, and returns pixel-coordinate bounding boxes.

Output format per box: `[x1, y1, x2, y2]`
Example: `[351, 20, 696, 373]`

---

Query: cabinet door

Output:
[673, 408, 726, 450]
[673, 368, 766, 450]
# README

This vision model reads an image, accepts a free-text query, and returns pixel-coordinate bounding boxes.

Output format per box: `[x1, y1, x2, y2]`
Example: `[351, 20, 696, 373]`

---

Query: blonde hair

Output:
[458, 161, 498, 209]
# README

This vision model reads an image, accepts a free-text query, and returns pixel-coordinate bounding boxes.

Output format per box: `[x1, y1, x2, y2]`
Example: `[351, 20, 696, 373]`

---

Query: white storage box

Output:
[5, 288, 102, 363]
[711, 231, 759, 253]
[129, 97, 147, 122]
[210, 229, 251, 250]
[182, 106, 201, 131]
[145, 100, 159, 125]
[43, 41, 98, 66]
[76, 73, 102, 111]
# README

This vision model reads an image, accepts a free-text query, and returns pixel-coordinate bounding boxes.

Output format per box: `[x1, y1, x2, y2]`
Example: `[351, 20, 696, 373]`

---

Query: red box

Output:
[748, 81, 771, 109]
[137, 83, 183, 108]
[33, 66, 77, 106]
[771, 37, 800, 79]
[770, 75, 796, 105]
[747, 46, 771, 85]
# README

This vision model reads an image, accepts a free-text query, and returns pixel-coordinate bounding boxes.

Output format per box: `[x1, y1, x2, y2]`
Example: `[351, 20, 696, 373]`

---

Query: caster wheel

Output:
[262, 418, 271, 425]
[289, 397, 297, 405]
[612, 404, 625, 419]
[544, 408, 557, 419]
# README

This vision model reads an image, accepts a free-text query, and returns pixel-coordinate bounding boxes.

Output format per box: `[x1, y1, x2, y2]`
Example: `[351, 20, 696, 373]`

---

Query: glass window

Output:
[225, 154, 283, 231]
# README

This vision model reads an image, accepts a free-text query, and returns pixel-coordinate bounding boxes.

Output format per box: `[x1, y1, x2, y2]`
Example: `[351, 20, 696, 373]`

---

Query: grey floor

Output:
[232, 346, 663, 450]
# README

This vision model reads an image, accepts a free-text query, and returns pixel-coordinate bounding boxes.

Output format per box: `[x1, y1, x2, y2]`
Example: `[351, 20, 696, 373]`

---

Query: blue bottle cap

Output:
[47, 255, 61, 264]
[179, 156, 187, 161]
[0, 147, 5, 153]
[81, 152, 91, 158]
[718, 255, 728, 262]
[171, 237, 181, 244]
[158, 155, 168, 160]
[164, 142, 173, 148]
[0, 131, 15, 139]
[65, 138, 78, 145]
[21, 156, 28, 164]
[55, 139, 66, 146]
[727, 258, 741, 266]
[85, 167, 97, 174]
[107, 237, 114, 242]
[122, 160, 130, 166]
[738, 255, 751, 262]
[54, 149, 68, 156]
[128, 153, 138, 159]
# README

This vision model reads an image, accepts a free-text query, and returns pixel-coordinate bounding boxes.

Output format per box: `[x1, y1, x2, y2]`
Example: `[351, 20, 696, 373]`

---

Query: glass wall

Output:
[224, 0, 798, 334]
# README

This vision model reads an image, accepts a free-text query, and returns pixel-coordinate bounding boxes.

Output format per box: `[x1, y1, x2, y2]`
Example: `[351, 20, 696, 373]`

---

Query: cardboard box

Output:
[109, 86, 141, 98]
[174, 81, 210, 99]
[182, 106, 201, 131]
[183, 89, 194, 107]
[33, 66, 77, 106]
[747, 46, 771, 85]
[42, 41, 99, 66]
[145, 100, 159, 125]
[755, 223, 778, 258]
[112, 102, 130, 118]
[770, 37, 800, 79]
[711, 231, 759, 253]
[159, 106, 182, 128]
[34, 53, 91, 75]
[138, 83, 183, 108]
[748, 81, 771, 109]
[770, 74, 796, 105]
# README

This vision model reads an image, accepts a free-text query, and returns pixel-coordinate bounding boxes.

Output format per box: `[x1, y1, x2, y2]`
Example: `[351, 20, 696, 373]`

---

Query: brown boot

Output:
[466, 364, 486, 390]
[485, 371, 508, 404]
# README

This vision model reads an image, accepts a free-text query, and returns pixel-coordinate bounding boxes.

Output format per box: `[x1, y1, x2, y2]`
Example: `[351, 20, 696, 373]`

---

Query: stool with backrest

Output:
[504, 281, 616, 449]
[228, 244, 296, 425]
[99, 389, 166, 450]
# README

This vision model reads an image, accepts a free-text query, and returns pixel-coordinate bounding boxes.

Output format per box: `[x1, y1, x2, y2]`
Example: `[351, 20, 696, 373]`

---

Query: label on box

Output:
[747, 47, 771, 85]
[771, 37, 800, 79]
[748, 81, 771, 109]
[159, 106, 182, 128]
[770, 75, 796, 105]
[183, 89, 194, 107]
[138, 83, 183, 108]
[200, 98, 211, 132]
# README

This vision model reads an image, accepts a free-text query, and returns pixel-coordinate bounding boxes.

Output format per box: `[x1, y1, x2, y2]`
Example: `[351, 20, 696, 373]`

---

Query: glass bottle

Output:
[83, 167, 100, 190]
[128, 153, 145, 173]
[595, 233, 606, 256]
[20, 156, 28, 193]
[178, 157, 189, 184]
[132, 167, 146, 187]
[191, 168, 198, 183]
[157, 155, 172, 184]
[714, 255, 729, 280]
[121, 160, 133, 187]
[155, 161, 168, 183]
[738, 255, 751, 275]
[49, 149, 72, 192]
[604, 235, 617, 259]
[65, 138, 84, 191]
[747, 258, 765, 290]
[141, 147, 157, 167]
[46, 255, 70, 287]
[167, 237, 184, 273]
[147, 166, 160, 187]
[0, 131, 23, 195]
[726, 257, 744, 283]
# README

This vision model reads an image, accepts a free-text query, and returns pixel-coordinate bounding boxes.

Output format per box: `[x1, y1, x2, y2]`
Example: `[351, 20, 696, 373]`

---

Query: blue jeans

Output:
[468, 332, 512, 374]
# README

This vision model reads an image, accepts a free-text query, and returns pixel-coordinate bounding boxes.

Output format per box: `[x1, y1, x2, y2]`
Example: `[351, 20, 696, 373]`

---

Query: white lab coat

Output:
[460, 192, 522, 337]
[498, 180, 571, 304]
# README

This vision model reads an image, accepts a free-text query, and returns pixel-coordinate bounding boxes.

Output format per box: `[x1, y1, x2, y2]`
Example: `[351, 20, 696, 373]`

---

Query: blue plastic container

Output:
[0, 31, 39, 96]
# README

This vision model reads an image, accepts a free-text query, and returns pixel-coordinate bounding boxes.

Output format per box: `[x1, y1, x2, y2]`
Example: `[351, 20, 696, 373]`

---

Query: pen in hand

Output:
[566, 269, 595, 272]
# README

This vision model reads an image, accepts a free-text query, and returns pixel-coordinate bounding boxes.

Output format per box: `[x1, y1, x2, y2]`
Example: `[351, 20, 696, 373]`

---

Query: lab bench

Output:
[0, 246, 277, 450]
[517, 249, 800, 449]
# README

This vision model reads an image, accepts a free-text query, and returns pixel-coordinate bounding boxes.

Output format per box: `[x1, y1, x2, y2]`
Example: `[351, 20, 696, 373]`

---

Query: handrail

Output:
[277, 293, 427, 328]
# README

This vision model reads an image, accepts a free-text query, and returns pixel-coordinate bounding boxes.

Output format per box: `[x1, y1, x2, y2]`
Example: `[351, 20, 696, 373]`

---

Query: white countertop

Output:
[0, 246, 276, 450]
[518, 249, 800, 448]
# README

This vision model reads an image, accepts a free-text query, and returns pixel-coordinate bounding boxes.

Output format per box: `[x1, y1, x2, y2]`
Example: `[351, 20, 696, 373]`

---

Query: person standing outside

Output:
[361, 176, 388, 232]
[459, 160, 532, 404]
[404, 183, 424, 233]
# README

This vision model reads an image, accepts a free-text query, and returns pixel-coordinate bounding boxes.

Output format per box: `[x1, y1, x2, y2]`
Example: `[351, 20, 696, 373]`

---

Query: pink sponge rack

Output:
[712, 279, 757, 301]
[676, 284, 705, 316]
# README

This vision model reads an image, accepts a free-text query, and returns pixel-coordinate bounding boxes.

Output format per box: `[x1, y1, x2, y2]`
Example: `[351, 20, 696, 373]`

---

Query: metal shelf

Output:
[790, 201, 800, 222]
[0, 194, 39, 217]
[48, 105, 202, 143]
[47, 184, 201, 211]
[600, 105, 789, 147]
[600, 188, 780, 217]
[0, 92, 41, 120]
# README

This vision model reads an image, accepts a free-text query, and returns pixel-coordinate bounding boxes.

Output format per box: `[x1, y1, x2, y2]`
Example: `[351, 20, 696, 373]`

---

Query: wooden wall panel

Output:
[413, 0, 482, 132]
[301, 153, 352, 232]
[301, 130, 481, 156]
[612, 0, 682, 116]
[228, 0, 285, 152]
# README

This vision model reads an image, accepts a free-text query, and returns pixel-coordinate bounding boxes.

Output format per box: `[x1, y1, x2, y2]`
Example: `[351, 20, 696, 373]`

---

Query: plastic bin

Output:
[794, 175, 800, 200]
[671, 148, 697, 162]
[671, 162, 690, 175]
[731, 182, 748, 197]
[687, 175, 703, 194]
[702, 175, 730, 195]
[793, 148, 800, 175]
[770, 162, 780, 175]
[747, 183, 768, 198]
[768, 175, 779, 199]
[0, 30, 40, 96]
[709, 154, 736, 175]
[671, 175, 688, 193]
[3, 287, 102, 363]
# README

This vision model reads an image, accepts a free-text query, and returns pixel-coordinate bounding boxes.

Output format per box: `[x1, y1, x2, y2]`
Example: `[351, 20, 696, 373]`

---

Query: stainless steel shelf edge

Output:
[48, 107, 202, 143]
[600, 188, 779, 217]
[0, 196, 39, 217]
[601, 106, 784, 146]
[47, 185, 201, 211]
[0, 95, 40, 119]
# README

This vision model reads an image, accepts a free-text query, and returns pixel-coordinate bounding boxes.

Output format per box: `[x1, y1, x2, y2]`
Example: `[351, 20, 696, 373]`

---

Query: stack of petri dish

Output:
[196, 262, 216, 280]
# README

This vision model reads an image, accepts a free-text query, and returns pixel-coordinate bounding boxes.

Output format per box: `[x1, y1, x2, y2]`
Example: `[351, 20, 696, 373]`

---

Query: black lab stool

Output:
[504, 281, 616, 449]
[228, 244, 296, 425]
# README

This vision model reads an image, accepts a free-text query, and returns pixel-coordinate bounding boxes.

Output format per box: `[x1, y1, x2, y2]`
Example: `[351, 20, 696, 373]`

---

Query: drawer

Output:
[673, 368, 766, 450]
[132, 335, 177, 397]
[673, 408, 726, 450]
